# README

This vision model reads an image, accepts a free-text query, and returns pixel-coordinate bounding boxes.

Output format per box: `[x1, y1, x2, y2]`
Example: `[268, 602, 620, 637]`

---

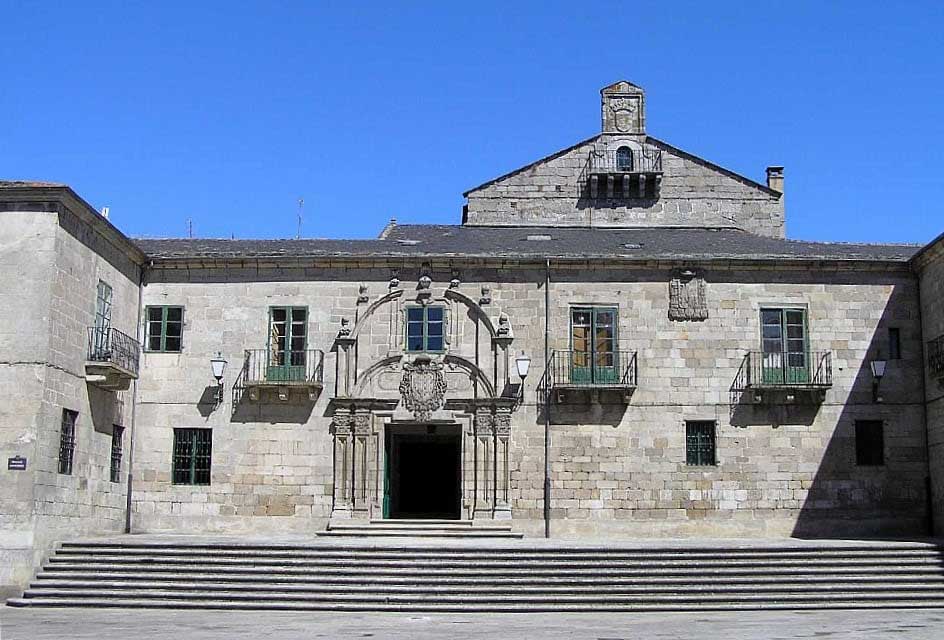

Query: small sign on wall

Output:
[7, 456, 27, 471]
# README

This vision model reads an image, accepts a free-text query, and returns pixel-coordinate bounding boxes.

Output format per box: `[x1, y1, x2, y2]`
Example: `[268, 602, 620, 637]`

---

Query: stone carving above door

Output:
[399, 355, 448, 421]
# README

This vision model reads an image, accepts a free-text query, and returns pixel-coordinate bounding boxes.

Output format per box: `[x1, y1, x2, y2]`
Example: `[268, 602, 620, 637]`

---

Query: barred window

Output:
[58, 409, 77, 475]
[855, 420, 885, 467]
[172, 428, 212, 485]
[146, 306, 184, 352]
[686, 421, 716, 466]
[929, 335, 944, 377]
[110, 425, 124, 483]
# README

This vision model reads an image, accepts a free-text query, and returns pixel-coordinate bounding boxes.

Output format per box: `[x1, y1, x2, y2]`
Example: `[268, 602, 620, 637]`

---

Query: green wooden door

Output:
[571, 307, 618, 384]
[267, 307, 307, 382]
[761, 308, 809, 384]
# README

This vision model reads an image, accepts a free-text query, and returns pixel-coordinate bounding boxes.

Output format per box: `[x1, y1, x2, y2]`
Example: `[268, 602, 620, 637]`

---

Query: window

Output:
[888, 328, 901, 361]
[146, 306, 184, 352]
[406, 306, 445, 352]
[110, 425, 124, 483]
[760, 307, 809, 384]
[931, 335, 944, 376]
[686, 421, 716, 466]
[616, 146, 633, 171]
[58, 409, 77, 475]
[92, 280, 113, 357]
[172, 428, 212, 485]
[855, 420, 884, 466]
[268, 307, 308, 381]
[570, 306, 618, 384]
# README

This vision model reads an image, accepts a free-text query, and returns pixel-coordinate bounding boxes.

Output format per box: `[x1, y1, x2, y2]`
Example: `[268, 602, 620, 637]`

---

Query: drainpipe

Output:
[915, 274, 934, 536]
[124, 262, 148, 534]
[544, 259, 551, 538]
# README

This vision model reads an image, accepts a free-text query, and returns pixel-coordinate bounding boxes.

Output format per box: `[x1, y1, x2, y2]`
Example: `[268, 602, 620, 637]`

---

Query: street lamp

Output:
[210, 352, 227, 405]
[515, 352, 531, 379]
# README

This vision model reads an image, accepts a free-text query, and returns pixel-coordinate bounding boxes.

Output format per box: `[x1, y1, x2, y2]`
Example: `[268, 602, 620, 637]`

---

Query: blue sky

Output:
[2, 1, 942, 243]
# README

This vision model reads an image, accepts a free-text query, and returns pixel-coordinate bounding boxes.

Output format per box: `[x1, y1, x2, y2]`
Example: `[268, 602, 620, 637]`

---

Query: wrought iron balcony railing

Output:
[240, 348, 324, 386]
[588, 147, 663, 175]
[544, 349, 638, 389]
[86, 326, 140, 378]
[732, 351, 832, 391]
[929, 335, 944, 377]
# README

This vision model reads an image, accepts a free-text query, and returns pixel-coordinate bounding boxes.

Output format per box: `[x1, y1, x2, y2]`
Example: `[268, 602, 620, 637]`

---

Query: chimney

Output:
[766, 166, 784, 193]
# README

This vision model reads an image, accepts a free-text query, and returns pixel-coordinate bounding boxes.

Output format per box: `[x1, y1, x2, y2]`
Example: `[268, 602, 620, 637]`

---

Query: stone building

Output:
[2, 80, 943, 596]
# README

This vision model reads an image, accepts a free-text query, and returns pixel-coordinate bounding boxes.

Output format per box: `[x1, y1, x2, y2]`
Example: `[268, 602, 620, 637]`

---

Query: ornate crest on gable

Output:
[399, 356, 448, 421]
[609, 98, 638, 133]
[669, 272, 708, 321]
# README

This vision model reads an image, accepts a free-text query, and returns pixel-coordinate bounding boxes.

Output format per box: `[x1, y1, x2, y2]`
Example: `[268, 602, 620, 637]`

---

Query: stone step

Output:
[315, 529, 524, 538]
[44, 554, 944, 569]
[34, 567, 944, 581]
[16, 587, 944, 604]
[327, 523, 514, 532]
[25, 579, 944, 595]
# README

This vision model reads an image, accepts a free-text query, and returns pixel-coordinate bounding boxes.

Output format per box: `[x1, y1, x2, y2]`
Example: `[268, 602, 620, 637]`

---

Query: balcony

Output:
[584, 147, 663, 199]
[732, 351, 832, 403]
[235, 348, 324, 402]
[85, 327, 140, 391]
[542, 349, 637, 403]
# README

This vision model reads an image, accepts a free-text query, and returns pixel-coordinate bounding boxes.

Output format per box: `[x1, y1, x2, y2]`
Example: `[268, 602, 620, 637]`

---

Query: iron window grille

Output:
[686, 421, 716, 466]
[110, 425, 124, 483]
[172, 428, 212, 485]
[405, 306, 445, 352]
[855, 420, 885, 467]
[929, 335, 944, 377]
[146, 306, 184, 352]
[888, 328, 901, 361]
[58, 409, 77, 475]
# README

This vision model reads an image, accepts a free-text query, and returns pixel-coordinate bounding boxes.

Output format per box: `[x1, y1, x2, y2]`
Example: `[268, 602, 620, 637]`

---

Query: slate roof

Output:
[133, 224, 921, 263]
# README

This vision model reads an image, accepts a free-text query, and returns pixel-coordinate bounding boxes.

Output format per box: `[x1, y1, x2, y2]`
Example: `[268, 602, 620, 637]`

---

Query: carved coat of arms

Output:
[609, 98, 638, 133]
[399, 356, 448, 421]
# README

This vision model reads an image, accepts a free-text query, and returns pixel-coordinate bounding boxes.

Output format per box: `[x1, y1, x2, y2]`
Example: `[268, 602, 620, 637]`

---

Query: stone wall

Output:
[916, 235, 944, 533]
[0, 202, 141, 596]
[130, 261, 927, 539]
[463, 136, 785, 238]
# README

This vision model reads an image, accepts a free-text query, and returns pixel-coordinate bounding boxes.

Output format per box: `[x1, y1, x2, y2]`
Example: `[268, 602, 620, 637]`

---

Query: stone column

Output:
[330, 409, 354, 519]
[473, 408, 494, 520]
[351, 409, 374, 519]
[493, 408, 512, 520]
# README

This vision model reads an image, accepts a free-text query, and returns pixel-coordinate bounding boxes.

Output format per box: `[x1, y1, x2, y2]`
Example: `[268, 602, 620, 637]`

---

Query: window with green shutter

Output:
[172, 428, 212, 485]
[686, 421, 716, 466]
[146, 306, 184, 352]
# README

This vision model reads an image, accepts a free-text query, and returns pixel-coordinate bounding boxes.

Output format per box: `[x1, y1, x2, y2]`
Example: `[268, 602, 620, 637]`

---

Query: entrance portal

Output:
[385, 425, 461, 520]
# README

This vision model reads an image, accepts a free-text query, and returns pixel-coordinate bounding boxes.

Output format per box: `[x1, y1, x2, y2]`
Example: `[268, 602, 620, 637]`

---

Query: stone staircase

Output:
[318, 518, 524, 538]
[8, 539, 944, 611]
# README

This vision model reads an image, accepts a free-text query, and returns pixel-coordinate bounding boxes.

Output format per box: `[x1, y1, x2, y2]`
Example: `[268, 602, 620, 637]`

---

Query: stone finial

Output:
[496, 312, 512, 337]
[479, 285, 492, 306]
[766, 166, 784, 193]
[337, 317, 351, 338]
[601, 80, 646, 135]
[449, 269, 461, 289]
[389, 270, 400, 289]
[357, 283, 369, 305]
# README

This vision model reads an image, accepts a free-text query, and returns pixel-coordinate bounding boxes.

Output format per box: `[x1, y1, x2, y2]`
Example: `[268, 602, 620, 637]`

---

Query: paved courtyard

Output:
[2, 608, 944, 640]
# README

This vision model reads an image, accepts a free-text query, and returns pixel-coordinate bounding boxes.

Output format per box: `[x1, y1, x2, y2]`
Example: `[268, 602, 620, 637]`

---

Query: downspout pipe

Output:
[125, 261, 148, 534]
[544, 258, 551, 538]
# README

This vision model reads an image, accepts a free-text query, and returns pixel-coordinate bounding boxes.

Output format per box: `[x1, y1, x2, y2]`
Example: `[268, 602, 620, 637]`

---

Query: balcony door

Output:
[93, 280, 113, 357]
[571, 306, 618, 384]
[267, 307, 307, 382]
[761, 308, 809, 384]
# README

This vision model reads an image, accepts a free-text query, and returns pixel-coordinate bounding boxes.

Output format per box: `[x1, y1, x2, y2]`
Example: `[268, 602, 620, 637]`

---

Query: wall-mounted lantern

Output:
[210, 352, 227, 405]
[514, 352, 531, 405]
[870, 359, 887, 403]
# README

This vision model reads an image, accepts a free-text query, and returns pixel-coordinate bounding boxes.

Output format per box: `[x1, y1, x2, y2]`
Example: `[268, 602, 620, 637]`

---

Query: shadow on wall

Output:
[791, 285, 931, 540]
[536, 395, 629, 427]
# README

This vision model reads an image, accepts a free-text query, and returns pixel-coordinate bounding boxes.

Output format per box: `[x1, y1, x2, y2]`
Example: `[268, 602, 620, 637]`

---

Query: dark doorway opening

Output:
[385, 425, 461, 520]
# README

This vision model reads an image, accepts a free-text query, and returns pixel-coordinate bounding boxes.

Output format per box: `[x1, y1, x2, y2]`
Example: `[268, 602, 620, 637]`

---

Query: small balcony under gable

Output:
[235, 348, 324, 402]
[584, 146, 663, 199]
[542, 349, 638, 403]
[732, 351, 833, 403]
[85, 326, 140, 391]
